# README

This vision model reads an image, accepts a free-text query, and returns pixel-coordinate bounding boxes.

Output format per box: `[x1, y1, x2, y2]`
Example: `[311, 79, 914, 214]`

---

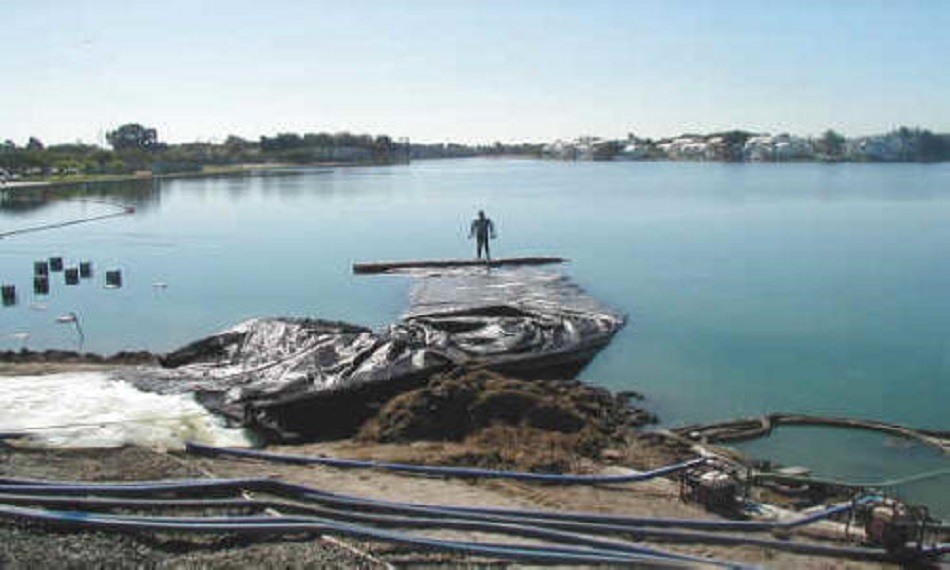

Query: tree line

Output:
[0, 123, 408, 179]
[3, 123, 948, 180]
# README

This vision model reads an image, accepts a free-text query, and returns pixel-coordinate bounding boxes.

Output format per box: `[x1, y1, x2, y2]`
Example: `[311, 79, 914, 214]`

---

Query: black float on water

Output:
[105, 269, 122, 288]
[49, 257, 64, 272]
[64, 267, 80, 285]
[79, 261, 93, 279]
[34, 261, 49, 276]
[1, 285, 16, 306]
[33, 276, 49, 295]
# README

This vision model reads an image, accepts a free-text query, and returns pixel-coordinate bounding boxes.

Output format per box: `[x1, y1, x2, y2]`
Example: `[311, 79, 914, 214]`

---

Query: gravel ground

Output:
[0, 446, 385, 569]
[0, 443, 912, 569]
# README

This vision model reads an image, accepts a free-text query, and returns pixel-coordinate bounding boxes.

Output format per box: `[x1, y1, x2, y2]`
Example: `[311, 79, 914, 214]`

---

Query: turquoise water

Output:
[1, 160, 947, 515]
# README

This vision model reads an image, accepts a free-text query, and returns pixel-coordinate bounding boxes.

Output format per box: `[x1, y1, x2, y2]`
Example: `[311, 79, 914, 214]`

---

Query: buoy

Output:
[105, 269, 122, 288]
[64, 268, 80, 285]
[1, 284, 16, 306]
[49, 257, 64, 272]
[33, 276, 49, 295]
[34, 261, 49, 276]
[79, 261, 93, 278]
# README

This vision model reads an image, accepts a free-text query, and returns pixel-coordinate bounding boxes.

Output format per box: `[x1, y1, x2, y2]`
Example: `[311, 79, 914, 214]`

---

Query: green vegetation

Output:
[0, 123, 409, 182]
[2, 123, 948, 183]
[816, 129, 847, 160]
[409, 141, 544, 160]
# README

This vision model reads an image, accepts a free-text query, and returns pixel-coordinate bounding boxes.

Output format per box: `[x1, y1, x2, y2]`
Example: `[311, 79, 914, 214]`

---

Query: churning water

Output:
[0, 372, 250, 449]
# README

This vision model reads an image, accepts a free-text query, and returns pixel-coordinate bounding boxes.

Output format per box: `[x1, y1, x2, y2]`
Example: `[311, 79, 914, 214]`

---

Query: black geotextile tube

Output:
[0, 477, 946, 564]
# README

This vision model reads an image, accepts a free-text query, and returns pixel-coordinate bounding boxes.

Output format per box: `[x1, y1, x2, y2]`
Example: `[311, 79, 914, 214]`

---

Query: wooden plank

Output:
[353, 256, 567, 274]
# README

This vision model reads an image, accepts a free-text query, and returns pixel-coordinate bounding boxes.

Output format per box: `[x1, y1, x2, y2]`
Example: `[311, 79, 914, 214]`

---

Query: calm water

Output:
[1, 160, 947, 515]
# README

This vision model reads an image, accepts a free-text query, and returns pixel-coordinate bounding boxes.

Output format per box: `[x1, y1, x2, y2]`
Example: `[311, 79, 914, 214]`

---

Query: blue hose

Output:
[258, 476, 888, 534]
[0, 488, 744, 567]
[0, 503, 705, 568]
[0, 476, 879, 532]
[0, 484, 742, 567]
[185, 441, 707, 483]
[0, 477, 942, 563]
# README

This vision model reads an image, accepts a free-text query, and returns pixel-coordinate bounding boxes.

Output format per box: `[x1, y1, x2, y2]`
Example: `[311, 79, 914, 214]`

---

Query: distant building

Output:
[742, 134, 813, 161]
[617, 142, 650, 160]
[541, 137, 611, 160]
[541, 139, 578, 160]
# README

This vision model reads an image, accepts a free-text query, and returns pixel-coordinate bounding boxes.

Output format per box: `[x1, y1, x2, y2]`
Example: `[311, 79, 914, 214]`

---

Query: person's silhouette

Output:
[468, 210, 497, 260]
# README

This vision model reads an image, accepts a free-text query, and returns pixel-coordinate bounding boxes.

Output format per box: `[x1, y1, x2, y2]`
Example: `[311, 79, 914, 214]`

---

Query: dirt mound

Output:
[358, 370, 656, 447]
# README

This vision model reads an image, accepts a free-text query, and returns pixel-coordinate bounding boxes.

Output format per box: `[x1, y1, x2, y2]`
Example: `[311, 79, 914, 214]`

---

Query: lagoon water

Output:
[1, 160, 948, 515]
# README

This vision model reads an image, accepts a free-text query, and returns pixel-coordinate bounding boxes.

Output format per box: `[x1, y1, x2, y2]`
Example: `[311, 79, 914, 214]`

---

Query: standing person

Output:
[469, 210, 497, 260]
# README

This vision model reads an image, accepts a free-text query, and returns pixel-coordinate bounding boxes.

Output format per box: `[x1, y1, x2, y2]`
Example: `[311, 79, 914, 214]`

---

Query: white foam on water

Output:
[0, 372, 252, 449]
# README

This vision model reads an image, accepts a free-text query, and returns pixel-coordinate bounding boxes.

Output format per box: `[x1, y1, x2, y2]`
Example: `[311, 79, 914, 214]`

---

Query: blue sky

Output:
[3, 0, 949, 144]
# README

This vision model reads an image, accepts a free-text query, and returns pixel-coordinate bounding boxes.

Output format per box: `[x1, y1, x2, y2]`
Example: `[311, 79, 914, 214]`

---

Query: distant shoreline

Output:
[5, 157, 947, 195]
[0, 162, 356, 192]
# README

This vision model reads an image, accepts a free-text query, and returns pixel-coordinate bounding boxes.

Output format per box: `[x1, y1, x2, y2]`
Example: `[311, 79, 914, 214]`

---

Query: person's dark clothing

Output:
[469, 214, 496, 260]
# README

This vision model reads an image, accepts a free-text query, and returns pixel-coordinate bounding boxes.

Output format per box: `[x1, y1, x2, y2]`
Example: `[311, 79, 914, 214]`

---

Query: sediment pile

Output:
[359, 368, 654, 442]
[123, 268, 626, 441]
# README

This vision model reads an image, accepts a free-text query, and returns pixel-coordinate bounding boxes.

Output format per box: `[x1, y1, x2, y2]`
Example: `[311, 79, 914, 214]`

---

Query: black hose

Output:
[0, 485, 739, 567]
[185, 442, 707, 484]
[0, 503, 701, 568]
[0, 477, 943, 564]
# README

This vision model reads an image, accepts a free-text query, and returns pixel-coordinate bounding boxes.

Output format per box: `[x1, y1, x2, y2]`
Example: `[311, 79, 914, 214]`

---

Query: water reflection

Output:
[0, 178, 161, 216]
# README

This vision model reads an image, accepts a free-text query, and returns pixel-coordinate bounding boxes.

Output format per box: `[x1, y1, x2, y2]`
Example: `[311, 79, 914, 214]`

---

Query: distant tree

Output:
[91, 149, 113, 173]
[592, 140, 623, 161]
[303, 132, 334, 148]
[224, 135, 250, 148]
[371, 135, 394, 160]
[818, 129, 846, 158]
[915, 129, 946, 162]
[895, 126, 916, 161]
[332, 132, 373, 149]
[710, 130, 753, 162]
[260, 133, 303, 152]
[26, 137, 44, 151]
[106, 123, 160, 151]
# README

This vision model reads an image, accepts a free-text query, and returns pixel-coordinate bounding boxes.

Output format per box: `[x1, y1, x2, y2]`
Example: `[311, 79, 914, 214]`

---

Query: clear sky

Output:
[2, 0, 949, 145]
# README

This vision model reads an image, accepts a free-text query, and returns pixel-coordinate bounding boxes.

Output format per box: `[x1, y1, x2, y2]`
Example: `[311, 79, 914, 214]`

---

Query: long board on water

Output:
[353, 256, 567, 274]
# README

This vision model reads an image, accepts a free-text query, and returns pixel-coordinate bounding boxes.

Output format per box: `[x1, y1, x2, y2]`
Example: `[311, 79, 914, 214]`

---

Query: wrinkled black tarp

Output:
[127, 268, 625, 427]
